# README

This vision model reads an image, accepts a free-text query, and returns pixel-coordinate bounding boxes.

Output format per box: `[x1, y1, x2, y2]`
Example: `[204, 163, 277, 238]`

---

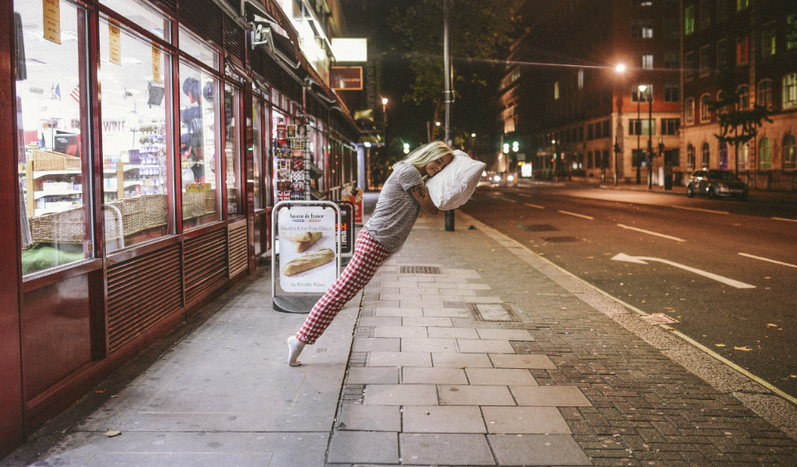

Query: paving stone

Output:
[466, 368, 537, 386]
[402, 317, 453, 327]
[428, 327, 480, 339]
[438, 385, 515, 406]
[477, 328, 535, 341]
[400, 299, 445, 308]
[327, 431, 398, 464]
[490, 353, 557, 369]
[464, 296, 504, 303]
[432, 352, 493, 368]
[458, 339, 516, 353]
[363, 384, 438, 405]
[374, 306, 422, 317]
[367, 351, 431, 367]
[401, 337, 457, 353]
[511, 386, 592, 407]
[352, 337, 400, 353]
[402, 367, 468, 385]
[400, 434, 495, 465]
[456, 283, 491, 290]
[488, 434, 592, 465]
[403, 406, 486, 433]
[346, 367, 399, 385]
[357, 316, 401, 327]
[422, 307, 470, 318]
[372, 325, 428, 339]
[482, 407, 571, 434]
[337, 404, 401, 431]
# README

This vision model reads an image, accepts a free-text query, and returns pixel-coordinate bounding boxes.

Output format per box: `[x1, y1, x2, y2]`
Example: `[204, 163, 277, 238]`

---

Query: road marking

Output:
[518, 193, 531, 198]
[739, 252, 797, 269]
[617, 224, 686, 242]
[524, 203, 544, 209]
[772, 217, 797, 223]
[672, 205, 729, 215]
[559, 210, 593, 220]
[502, 197, 516, 203]
[611, 253, 755, 289]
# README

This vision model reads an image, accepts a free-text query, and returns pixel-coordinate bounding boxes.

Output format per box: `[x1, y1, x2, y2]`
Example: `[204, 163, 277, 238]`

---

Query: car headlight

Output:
[717, 183, 729, 192]
[507, 175, 514, 182]
[492, 175, 501, 182]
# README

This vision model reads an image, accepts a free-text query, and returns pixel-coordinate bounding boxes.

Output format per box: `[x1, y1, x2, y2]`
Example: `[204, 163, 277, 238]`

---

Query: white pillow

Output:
[426, 150, 486, 210]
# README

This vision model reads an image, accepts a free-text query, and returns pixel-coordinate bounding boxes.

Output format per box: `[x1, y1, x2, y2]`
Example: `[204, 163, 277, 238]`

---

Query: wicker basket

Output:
[31, 150, 81, 171]
[182, 189, 217, 219]
[143, 193, 168, 229]
[29, 207, 85, 244]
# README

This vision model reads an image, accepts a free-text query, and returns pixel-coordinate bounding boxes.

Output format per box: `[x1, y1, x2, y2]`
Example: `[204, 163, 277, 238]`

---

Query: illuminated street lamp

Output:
[381, 97, 388, 145]
[646, 87, 653, 190]
[636, 84, 646, 185]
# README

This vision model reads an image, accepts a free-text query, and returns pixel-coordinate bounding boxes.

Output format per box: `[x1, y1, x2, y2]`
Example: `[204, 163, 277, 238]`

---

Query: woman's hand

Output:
[409, 183, 439, 215]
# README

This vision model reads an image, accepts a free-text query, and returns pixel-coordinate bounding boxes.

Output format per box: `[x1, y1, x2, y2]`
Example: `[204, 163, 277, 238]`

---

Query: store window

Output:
[99, 14, 172, 253]
[100, 0, 170, 42]
[759, 138, 771, 170]
[16, 0, 93, 276]
[224, 83, 242, 216]
[272, 109, 292, 202]
[179, 61, 221, 229]
[783, 134, 796, 170]
[179, 26, 219, 70]
[252, 99, 263, 211]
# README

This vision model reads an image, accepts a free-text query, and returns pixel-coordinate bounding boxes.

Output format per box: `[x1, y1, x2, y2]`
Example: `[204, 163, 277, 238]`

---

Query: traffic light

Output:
[403, 143, 410, 154]
[512, 141, 519, 152]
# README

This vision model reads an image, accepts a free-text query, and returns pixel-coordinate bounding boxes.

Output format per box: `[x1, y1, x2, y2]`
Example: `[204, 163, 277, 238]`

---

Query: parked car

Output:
[686, 169, 749, 200]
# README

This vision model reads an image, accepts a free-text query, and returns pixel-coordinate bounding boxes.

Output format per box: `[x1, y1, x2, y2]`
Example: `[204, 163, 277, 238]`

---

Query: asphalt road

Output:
[459, 180, 797, 400]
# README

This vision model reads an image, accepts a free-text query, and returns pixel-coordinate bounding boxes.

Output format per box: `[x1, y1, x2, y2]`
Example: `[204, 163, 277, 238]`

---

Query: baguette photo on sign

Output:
[295, 232, 322, 252]
[283, 248, 335, 276]
[281, 231, 317, 242]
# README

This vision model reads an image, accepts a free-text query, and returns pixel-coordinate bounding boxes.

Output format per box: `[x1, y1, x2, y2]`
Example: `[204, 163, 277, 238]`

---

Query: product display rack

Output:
[273, 122, 310, 202]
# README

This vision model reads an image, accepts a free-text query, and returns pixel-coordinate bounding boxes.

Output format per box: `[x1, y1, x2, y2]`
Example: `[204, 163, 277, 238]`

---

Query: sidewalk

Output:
[3, 194, 797, 466]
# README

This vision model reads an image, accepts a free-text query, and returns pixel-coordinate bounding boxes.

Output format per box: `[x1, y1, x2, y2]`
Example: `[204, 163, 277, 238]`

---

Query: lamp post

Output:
[381, 96, 388, 143]
[636, 84, 646, 185]
[646, 88, 653, 189]
[443, 0, 454, 231]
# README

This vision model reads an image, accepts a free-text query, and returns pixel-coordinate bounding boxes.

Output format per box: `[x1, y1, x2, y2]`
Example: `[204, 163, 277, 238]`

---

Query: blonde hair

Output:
[402, 141, 453, 169]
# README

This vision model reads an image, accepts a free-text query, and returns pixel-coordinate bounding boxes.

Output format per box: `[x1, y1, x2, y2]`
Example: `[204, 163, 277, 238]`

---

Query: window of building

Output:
[717, 38, 729, 68]
[736, 0, 748, 11]
[587, 151, 593, 169]
[700, 45, 711, 76]
[664, 19, 679, 38]
[685, 6, 695, 35]
[99, 13, 173, 253]
[761, 25, 776, 57]
[739, 142, 749, 170]
[632, 21, 654, 38]
[783, 134, 796, 169]
[179, 27, 219, 70]
[736, 36, 749, 65]
[554, 81, 560, 100]
[737, 84, 750, 109]
[603, 150, 610, 168]
[664, 51, 680, 69]
[685, 98, 695, 124]
[100, 0, 171, 42]
[641, 54, 654, 70]
[630, 119, 655, 136]
[685, 51, 696, 80]
[603, 120, 611, 138]
[700, 94, 712, 122]
[587, 124, 594, 140]
[701, 142, 711, 167]
[662, 118, 680, 135]
[665, 84, 680, 102]
[16, 0, 94, 275]
[578, 69, 584, 89]
[179, 60, 222, 230]
[700, 0, 711, 28]
[719, 142, 729, 169]
[578, 127, 584, 142]
[759, 137, 771, 170]
[757, 80, 772, 109]
[783, 74, 797, 109]
[789, 15, 797, 50]
[252, 99, 264, 212]
[687, 144, 696, 169]
[224, 83, 242, 217]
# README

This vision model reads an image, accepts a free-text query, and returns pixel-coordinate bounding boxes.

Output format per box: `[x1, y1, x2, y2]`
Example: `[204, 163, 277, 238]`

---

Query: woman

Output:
[288, 141, 454, 366]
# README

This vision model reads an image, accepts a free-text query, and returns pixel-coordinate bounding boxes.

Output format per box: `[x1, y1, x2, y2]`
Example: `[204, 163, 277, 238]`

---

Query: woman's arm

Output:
[409, 183, 439, 215]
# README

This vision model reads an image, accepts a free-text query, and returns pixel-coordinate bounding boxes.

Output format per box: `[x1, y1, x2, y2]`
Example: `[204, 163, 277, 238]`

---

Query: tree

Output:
[387, 0, 519, 148]
[707, 67, 773, 175]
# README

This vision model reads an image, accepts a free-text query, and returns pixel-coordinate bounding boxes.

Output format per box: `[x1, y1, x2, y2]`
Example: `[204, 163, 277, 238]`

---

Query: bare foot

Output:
[287, 336, 306, 367]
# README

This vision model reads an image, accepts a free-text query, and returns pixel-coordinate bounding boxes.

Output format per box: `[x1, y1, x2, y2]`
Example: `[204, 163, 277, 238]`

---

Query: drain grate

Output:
[469, 303, 520, 322]
[542, 236, 580, 243]
[399, 265, 442, 274]
[517, 224, 559, 232]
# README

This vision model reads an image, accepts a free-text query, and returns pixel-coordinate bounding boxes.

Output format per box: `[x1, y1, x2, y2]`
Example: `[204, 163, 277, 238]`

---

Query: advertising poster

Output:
[278, 205, 337, 293]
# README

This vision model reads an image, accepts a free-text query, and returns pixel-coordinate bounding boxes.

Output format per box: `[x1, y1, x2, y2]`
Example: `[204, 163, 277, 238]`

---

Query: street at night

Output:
[462, 179, 797, 400]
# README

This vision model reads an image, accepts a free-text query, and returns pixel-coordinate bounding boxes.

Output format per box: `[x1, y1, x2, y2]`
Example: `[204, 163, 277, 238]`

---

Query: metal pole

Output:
[647, 93, 653, 189]
[636, 97, 641, 184]
[443, 0, 454, 231]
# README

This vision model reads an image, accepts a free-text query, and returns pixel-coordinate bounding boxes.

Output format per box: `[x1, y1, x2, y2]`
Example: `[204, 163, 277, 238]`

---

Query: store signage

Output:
[42, 0, 61, 44]
[152, 47, 162, 83]
[278, 204, 338, 293]
[108, 23, 121, 66]
[330, 38, 367, 62]
[330, 67, 363, 90]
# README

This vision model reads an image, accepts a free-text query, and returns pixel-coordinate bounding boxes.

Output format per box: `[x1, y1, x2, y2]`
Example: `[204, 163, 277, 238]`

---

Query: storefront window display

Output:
[99, 13, 172, 253]
[179, 26, 219, 70]
[100, 0, 170, 42]
[179, 60, 221, 229]
[224, 83, 241, 216]
[252, 99, 263, 211]
[15, 0, 93, 276]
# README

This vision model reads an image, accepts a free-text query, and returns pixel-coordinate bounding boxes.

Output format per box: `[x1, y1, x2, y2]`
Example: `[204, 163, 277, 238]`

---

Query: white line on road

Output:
[524, 203, 545, 209]
[772, 217, 797, 223]
[739, 252, 797, 269]
[617, 224, 686, 242]
[518, 193, 531, 198]
[612, 253, 755, 289]
[558, 210, 594, 220]
[672, 205, 729, 215]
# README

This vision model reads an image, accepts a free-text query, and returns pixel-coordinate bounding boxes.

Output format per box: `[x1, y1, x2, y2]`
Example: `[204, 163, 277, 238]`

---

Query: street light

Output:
[381, 97, 388, 144]
[636, 84, 646, 185]
[646, 88, 653, 189]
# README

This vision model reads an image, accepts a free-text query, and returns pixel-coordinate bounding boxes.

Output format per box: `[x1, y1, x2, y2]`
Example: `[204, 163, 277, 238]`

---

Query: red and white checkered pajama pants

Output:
[295, 229, 391, 345]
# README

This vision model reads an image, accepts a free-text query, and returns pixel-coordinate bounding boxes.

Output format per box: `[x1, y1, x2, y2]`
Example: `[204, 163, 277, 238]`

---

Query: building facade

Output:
[681, 0, 797, 191]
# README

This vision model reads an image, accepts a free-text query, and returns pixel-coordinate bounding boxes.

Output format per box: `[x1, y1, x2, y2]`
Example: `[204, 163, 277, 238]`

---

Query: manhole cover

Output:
[542, 236, 580, 243]
[469, 303, 520, 322]
[399, 265, 442, 274]
[517, 224, 559, 232]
